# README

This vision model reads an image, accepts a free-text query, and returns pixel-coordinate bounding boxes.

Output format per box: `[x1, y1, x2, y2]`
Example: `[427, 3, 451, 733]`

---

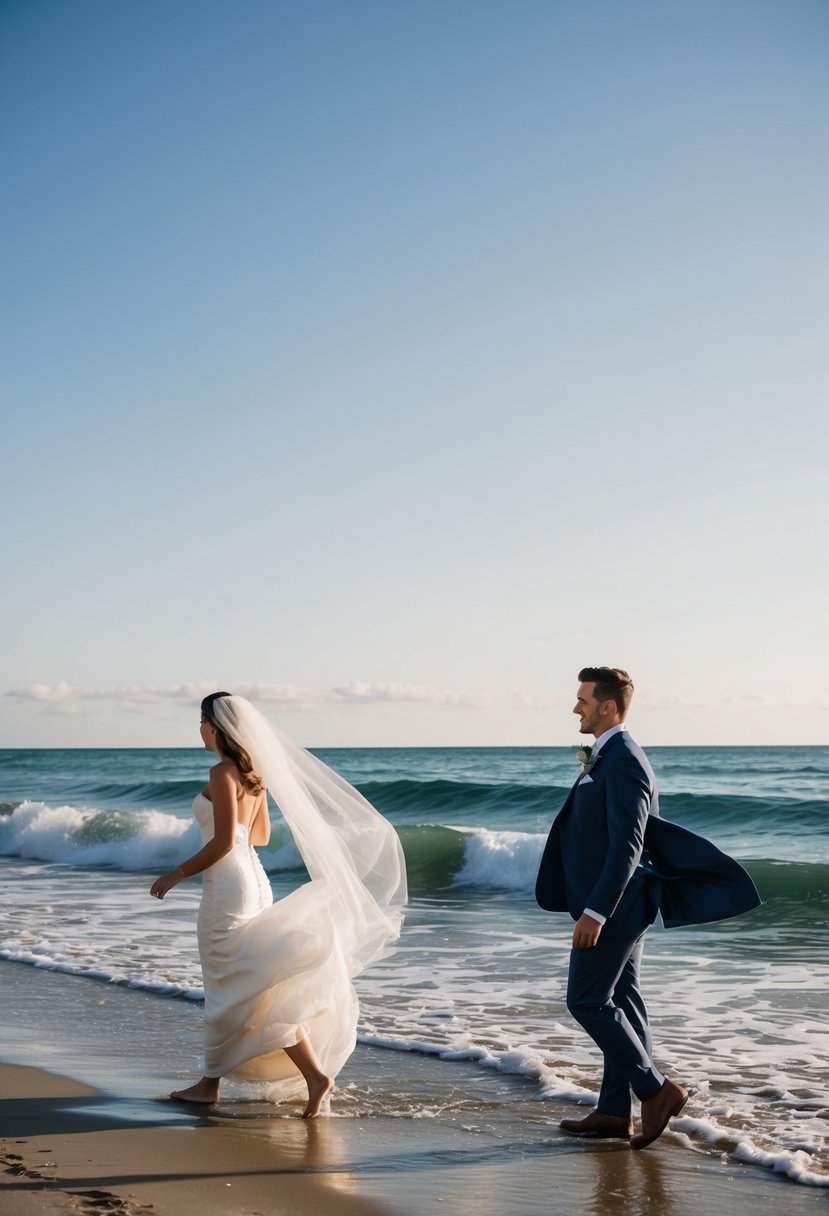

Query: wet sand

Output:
[1, 961, 826, 1216]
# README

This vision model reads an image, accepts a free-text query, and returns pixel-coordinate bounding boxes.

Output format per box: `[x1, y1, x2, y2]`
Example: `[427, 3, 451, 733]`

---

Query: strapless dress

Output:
[192, 793, 358, 1098]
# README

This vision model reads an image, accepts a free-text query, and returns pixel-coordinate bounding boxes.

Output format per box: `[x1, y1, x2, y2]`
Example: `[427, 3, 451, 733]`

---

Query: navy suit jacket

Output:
[535, 731, 761, 933]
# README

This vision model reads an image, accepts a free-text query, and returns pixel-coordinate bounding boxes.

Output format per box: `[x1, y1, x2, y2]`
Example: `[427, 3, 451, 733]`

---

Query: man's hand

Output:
[572, 912, 603, 949]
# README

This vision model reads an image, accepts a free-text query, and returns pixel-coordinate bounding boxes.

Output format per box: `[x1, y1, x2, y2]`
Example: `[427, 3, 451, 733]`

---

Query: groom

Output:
[536, 667, 760, 1149]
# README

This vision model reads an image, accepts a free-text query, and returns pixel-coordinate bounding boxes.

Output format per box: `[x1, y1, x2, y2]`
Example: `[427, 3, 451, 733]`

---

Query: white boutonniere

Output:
[577, 745, 599, 776]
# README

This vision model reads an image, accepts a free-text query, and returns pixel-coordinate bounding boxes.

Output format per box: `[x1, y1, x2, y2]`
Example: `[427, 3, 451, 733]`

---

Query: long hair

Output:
[200, 691, 265, 795]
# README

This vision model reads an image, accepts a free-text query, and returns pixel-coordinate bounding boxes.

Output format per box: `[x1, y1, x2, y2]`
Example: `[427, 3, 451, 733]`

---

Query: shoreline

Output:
[1, 962, 827, 1215]
[3, 1058, 826, 1216]
[0, 1060, 389, 1216]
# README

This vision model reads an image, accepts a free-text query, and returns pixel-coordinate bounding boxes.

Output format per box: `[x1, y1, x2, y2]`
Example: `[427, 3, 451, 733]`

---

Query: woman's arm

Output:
[150, 764, 238, 900]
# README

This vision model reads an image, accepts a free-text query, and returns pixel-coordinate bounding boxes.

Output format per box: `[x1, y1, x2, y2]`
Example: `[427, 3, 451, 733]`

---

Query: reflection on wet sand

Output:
[589, 1144, 673, 1216]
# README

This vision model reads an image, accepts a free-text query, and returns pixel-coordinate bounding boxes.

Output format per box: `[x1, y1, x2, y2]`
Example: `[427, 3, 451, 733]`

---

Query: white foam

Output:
[0, 800, 303, 873]
[0, 800, 196, 869]
[357, 1029, 593, 1101]
[453, 828, 544, 891]
[732, 1137, 829, 1187]
[0, 945, 205, 1001]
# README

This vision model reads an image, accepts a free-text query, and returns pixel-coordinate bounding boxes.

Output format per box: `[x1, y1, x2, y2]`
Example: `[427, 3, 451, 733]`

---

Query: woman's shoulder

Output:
[209, 757, 243, 789]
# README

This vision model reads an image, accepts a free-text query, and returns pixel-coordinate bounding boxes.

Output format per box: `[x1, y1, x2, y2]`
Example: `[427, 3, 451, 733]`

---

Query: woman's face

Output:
[199, 715, 219, 753]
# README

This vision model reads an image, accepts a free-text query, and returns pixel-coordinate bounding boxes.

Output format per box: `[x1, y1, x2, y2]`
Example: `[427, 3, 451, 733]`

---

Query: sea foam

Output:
[453, 827, 544, 891]
[0, 800, 303, 873]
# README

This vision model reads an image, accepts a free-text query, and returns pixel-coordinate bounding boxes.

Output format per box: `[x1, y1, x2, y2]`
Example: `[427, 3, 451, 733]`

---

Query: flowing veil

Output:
[211, 695, 407, 975]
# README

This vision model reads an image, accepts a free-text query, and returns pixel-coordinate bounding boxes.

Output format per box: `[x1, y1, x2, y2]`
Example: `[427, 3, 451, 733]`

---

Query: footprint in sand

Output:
[71, 1191, 154, 1215]
[1, 1150, 44, 1180]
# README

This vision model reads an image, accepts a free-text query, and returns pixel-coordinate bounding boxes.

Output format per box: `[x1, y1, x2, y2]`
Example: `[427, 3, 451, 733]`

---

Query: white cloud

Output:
[5, 680, 497, 714]
[10, 681, 76, 702]
[633, 689, 829, 712]
[9, 682, 824, 718]
[233, 683, 322, 709]
[328, 682, 496, 709]
[6, 681, 211, 705]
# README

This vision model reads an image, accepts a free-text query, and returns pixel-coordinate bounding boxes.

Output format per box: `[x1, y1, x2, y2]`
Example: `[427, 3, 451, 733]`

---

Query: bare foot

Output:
[170, 1078, 219, 1104]
[302, 1075, 333, 1118]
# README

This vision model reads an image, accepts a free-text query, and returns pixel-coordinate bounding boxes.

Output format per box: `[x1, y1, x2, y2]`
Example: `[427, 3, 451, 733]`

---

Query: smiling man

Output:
[537, 666, 687, 1147]
[536, 664, 763, 1151]
[537, 666, 761, 1148]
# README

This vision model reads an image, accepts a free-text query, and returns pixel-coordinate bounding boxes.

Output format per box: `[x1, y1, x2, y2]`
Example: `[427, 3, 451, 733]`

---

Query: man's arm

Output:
[584, 755, 651, 922]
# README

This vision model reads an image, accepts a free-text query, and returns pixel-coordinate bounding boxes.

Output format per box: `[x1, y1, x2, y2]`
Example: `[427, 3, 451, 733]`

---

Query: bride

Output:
[150, 692, 407, 1116]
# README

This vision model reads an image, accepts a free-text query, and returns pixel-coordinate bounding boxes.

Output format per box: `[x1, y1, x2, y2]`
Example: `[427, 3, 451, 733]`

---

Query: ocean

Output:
[0, 745, 827, 1188]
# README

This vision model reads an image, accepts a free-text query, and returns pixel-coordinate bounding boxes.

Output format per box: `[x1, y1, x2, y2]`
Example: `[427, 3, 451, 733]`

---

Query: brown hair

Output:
[577, 667, 634, 716]
[200, 691, 264, 795]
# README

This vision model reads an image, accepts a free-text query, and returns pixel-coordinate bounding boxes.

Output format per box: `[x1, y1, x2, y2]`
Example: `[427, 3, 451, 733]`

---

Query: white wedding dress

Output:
[193, 792, 358, 1099]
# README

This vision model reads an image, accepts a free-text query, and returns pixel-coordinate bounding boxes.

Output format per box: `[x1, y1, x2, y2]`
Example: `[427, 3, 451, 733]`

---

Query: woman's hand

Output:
[150, 869, 183, 900]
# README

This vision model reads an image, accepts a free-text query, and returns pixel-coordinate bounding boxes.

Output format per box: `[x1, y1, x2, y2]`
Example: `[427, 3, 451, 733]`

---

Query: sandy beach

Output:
[6, 1055, 826, 1216]
[0, 1060, 387, 1216]
[1, 961, 826, 1216]
[3, 1057, 827, 1216]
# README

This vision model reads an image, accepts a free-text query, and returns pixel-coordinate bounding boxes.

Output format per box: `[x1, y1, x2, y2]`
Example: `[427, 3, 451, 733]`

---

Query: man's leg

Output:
[595, 935, 652, 1116]
[567, 929, 664, 1107]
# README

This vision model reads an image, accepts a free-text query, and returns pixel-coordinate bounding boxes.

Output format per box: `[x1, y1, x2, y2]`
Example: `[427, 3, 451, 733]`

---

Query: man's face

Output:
[572, 682, 607, 736]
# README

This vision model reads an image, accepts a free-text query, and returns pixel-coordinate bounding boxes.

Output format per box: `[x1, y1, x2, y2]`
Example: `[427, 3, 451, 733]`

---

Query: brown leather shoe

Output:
[559, 1111, 634, 1139]
[630, 1078, 688, 1150]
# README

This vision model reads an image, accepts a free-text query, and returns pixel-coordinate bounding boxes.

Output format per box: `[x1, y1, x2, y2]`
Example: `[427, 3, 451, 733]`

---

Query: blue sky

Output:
[2, 1, 827, 747]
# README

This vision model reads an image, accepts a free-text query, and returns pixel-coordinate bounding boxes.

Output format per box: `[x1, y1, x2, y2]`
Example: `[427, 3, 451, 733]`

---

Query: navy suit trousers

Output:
[566, 927, 665, 1114]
